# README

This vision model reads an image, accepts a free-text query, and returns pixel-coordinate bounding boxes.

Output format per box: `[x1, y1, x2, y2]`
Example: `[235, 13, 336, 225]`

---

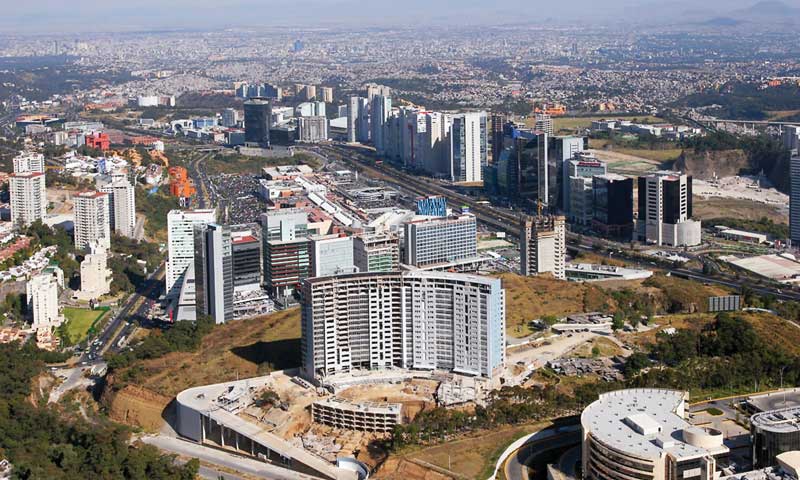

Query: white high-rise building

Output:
[301, 270, 505, 382]
[403, 213, 478, 268]
[309, 234, 355, 277]
[346, 96, 360, 143]
[74, 191, 111, 251]
[9, 172, 46, 228]
[534, 113, 554, 136]
[297, 116, 328, 143]
[356, 97, 370, 143]
[791, 155, 800, 246]
[521, 215, 566, 279]
[13, 152, 45, 173]
[98, 177, 136, 238]
[637, 171, 701, 247]
[221, 108, 238, 128]
[366, 84, 391, 101]
[194, 223, 233, 324]
[78, 241, 112, 300]
[166, 209, 217, 299]
[27, 270, 63, 329]
[371, 95, 392, 154]
[448, 112, 488, 183]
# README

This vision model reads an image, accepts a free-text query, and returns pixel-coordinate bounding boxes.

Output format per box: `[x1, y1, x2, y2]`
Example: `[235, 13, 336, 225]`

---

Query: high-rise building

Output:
[27, 270, 63, 329]
[194, 223, 234, 324]
[13, 152, 45, 174]
[221, 108, 238, 128]
[791, 155, 800, 246]
[448, 112, 488, 183]
[98, 176, 136, 238]
[564, 154, 607, 219]
[592, 174, 634, 239]
[535, 113, 554, 136]
[569, 177, 594, 225]
[166, 209, 217, 299]
[637, 171, 701, 247]
[371, 95, 392, 154]
[73, 191, 111, 251]
[783, 125, 800, 154]
[353, 233, 400, 273]
[262, 209, 310, 298]
[552, 136, 588, 209]
[309, 234, 355, 277]
[231, 227, 262, 290]
[346, 96, 360, 143]
[9, 171, 46, 228]
[78, 241, 111, 300]
[244, 98, 271, 147]
[301, 270, 506, 382]
[403, 214, 478, 268]
[297, 116, 328, 143]
[521, 215, 566, 279]
[366, 84, 391, 101]
[357, 97, 370, 143]
[320, 87, 334, 103]
[490, 114, 506, 164]
[303, 85, 317, 101]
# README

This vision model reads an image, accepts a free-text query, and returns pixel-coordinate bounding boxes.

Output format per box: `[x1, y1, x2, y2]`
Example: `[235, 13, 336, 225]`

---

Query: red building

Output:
[85, 132, 110, 151]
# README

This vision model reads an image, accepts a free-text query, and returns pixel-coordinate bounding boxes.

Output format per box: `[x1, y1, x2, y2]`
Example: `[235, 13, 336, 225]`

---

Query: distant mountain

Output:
[702, 16, 742, 26]
[731, 0, 800, 19]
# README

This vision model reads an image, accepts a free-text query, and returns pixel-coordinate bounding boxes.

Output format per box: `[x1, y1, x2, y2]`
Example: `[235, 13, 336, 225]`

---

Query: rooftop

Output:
[752, 406, 800, 433]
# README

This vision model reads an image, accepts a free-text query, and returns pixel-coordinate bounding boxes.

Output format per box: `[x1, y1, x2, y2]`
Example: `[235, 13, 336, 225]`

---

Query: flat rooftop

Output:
[752, 406, 800, 433]
[747, 389, 800, 413]
[724, 254, 800, 281]
[582, 389, 729, 461]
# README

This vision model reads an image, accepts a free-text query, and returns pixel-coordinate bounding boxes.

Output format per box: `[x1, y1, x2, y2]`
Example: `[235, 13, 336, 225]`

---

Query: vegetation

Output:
[202, 151, 321, 175]
[59, 307, 107, 345]
[0, 341, 198, 479]
[25, 221, 80, 287]
[707, 216, 789, 239]
[107, 235, 162, 295]
[256, 389, 280, 408]
[680, 82, 800, 121]
[135, 186, 180, 241]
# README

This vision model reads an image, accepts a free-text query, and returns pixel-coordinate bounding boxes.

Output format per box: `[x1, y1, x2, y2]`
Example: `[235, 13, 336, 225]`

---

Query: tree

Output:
[612, 312, 625, 331]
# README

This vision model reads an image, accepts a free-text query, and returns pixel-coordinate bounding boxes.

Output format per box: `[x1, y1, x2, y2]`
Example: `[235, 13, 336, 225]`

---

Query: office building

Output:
[321, 86, 334, 103]
[98, 176, 136, 238]
[416, 196, 447, 217]
[244, 98, 271, 147]
[27, 270, 63, 329]
[78, 241, 111, 300]
[593, 174, 634, 239]
[303, 85, 317, 101]
[13, 152, 45, 174]
[353, 233, 400, 273]
[346, 96, 360, 143]
[262, 209, 310, 298]
[565, 155, 607, 222]
[366, 84, 391, 101]
[582, 389, 728, 480]
[301, 270, 506, 382]
[357, 97, 370, 143]
[371, 95, 392, 154]
[638, 171, 701, 247]
[783, 126, 800, 154]
[73, 191, 111, 251]
[534, 113, 554, 135]
[166, 209, 217, 299]
[752, 406, 800, 468]
[297, 116, 328, 143]
[448, 112, 488, 183]
[9, 172, 46, 228]
[490, 114, 506, 164]
[547, 136, 586, 210]
[231, 227, 262, 290]
[194, 223, 234, 324]
[309, 234, 355, 277]
[296, 101, 326, 118]
[521, 215, 566, 279]
[221, 108, 238, 128]
[791, 155, 800, 246]
[403, 214, 478, 268]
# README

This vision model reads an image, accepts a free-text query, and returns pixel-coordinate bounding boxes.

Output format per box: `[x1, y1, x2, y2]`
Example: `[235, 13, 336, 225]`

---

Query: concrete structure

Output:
[297, 116, 328, 143]
[78, 241, 111, 300]
[194, 223, 233, 324]
[753, 406, 800, 468]
[566, 263, 653, 282]
[521, 215, 566, 279]
[301, 271, 506, 383]
[638, 171, 701, 247]
[221, 108, 238, 128]
[534, 113, 554, 135]
[783, 126, 800, 154]
[262, 209, 310, 298]
[321, 87, 334, 103]
[244, 98, 271, 147]
[175, 377, 362, 480]
[346, 96, 361, 143]
[448, 112, 488, 183]
[371, 95, 392, 154]
[564, 154, 607, 220]
[582, 389, 728, 480]
[231, 228, 262, 291]
[309, 234, 355, 277]
[353, 233, 400, 273]
[9, 172, 46, 228]
[13, 152, 45, 174]
[27, 269, 64, 329]
[722, 253, 800, 284]
[73, 191, 111, 251]
[166, 209, 217, 299]
[98, 176, 136, 238]
[403, 213, 478, 268]
[311, 398, 402, 432]
[715, 227, 768, 244]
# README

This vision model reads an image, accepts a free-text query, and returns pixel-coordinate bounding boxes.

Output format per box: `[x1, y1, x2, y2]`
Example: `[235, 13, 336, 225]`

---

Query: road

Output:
[142, 435, 320, 480]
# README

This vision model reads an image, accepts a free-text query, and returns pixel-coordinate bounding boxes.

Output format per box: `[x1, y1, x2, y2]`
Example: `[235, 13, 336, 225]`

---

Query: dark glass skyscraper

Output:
[244, 98, 271, 147]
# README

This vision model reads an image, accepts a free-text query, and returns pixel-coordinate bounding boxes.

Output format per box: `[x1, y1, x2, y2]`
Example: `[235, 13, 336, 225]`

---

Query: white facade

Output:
[640, 171, 700, 247]
[166, 209, 217, 298]
[403, 214, 478, 268]
[221, 108, 238, 127]
[448, 112, 488, 183]
[309, 234, 355, 277]
[99, 177, 136, 238]
[13, 152, 45, 174]
[78, 242, 112, 300]
[27, 272, 63, 328]
[74, 191, 111, 251]
[297, 116, 328, 143]
[10, 172, 46, 228]
[792, 155, 800, 246]
[521, 215, 566, 279]
[346, 96, 361, 143]
[301, 271, 506, 382]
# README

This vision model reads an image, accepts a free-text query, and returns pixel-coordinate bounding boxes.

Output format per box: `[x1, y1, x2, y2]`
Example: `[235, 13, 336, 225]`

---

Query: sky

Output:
[2, 0, 800, 33]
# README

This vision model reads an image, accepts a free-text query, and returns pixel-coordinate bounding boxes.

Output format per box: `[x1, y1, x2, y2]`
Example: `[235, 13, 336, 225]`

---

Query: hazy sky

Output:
[3, 0, 799, 33]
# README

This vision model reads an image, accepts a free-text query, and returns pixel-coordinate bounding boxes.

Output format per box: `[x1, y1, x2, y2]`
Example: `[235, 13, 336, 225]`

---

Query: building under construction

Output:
[168, 166, 197, 199]
[520, 214, 566, 279]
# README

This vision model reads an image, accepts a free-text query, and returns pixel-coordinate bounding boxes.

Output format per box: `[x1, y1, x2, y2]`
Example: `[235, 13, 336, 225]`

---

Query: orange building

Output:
[85, 132, 110, 151]
[534, 104, 567, 116]
[168, 166, 196, 198]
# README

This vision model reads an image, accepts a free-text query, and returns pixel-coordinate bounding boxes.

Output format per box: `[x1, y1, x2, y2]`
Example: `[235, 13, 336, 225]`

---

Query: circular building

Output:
[751, 407, 800, 469]
[581, 389, 728, 480]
